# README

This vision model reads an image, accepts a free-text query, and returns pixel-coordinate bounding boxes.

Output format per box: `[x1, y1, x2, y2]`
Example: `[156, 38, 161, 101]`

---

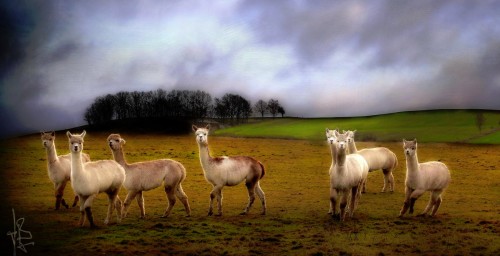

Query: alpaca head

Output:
[325, 128, 337, 145]
[107, 134, 125, 151]
[41, 131, 56, 149]
[403, 139, 417, 157]
[345, 130, 356, 143]
[66, 130, 86, 153]
[192, 124, 210, 146]
[334, 130, 348, 152]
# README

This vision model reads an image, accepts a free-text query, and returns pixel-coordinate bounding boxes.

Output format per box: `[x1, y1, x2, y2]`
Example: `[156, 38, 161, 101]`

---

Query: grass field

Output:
[0, 131, 499, 255]
[215, 110, 500, 143]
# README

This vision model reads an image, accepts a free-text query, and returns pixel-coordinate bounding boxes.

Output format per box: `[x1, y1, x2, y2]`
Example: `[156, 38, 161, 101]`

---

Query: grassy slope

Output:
[215, 110, 500, 143]
[1, 133, 499, 255]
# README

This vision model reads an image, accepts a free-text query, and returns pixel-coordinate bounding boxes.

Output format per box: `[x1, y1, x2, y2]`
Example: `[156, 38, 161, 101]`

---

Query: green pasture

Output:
[215, 110, 500, 143]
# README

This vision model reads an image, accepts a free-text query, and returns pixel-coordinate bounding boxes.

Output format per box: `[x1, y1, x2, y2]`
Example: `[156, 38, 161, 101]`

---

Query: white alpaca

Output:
[399, 139, 451, 217]
[346, 130, 397, 192]
[326, 129, 369, 221]
[41, 131, 90, 209]
[192, 125, 266, 216]
[67, 131, 125, 228]
[107, 134, 191, 219]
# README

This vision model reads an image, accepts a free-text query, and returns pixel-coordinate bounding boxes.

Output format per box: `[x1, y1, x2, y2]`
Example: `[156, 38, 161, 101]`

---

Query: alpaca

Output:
[192, 125, 266, 216]
[67, 131, 125, 228]
[346, 130, 397, 192]
[326, 129, 369, 221]
[41, 131, 90, 209]
[399, 139, 451, 217]
[107, 134, 191, 219]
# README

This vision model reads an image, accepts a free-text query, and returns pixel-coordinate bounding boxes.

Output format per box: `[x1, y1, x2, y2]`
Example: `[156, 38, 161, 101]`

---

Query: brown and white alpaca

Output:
[107, 134, 191, 219]
[67, 131, 125, 228]
[326, 129, 369, 221]
[192, 125, 266, 216]
[346, 130, 397, 192]
[41, 131, 90, 209]
[399, 139, 451, 217]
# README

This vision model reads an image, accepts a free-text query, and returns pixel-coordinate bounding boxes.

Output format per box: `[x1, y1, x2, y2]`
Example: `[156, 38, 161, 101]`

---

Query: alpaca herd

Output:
[40, 126, 450, 228]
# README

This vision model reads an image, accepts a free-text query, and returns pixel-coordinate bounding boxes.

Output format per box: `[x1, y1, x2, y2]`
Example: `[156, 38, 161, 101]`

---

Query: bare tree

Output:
[267, 99, 280, 118]
[475, 112, 485, 132]
[254, 99, 268, 118]
[278, 106, 285, 117]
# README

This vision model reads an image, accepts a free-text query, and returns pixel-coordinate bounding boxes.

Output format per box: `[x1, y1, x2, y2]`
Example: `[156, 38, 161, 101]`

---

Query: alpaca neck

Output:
[406, 152, 419, 174]
[197, 143, 213, 171]
[70, 151, 85, 178]
[111, 148, 129, 167]
[329, 143, 338, 164]
[335, 148, 347, 168]
[348, 141, 358, 154]
[46, 144, 59, 164]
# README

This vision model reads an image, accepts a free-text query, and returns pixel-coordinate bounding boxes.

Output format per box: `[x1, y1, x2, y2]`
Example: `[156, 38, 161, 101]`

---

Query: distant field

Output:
[0, 132, 499, 255]
[215, 110, 500, 143]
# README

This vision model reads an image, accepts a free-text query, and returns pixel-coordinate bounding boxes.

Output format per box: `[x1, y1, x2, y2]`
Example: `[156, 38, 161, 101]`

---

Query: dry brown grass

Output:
[0, 133, 499, 255]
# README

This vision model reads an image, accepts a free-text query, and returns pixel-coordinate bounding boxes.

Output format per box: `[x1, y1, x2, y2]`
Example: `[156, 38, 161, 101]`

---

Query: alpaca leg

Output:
[208, 186, 222, 216]
[430, 192, 443, 216]
[55, 182, 68, 210]
[71, 194, 79, 208]
[339, 192, 348, 221]
[409, 189, 425, 214]
[399, 187, 413, 217]
[162, 185, 177, 218]
[362, 178, 367, 193]
[104, 191, 120, 225]
[382, 169, 391, 192]
[78, 195, 87, 227]
[175, 184, 191, 217]
[349, 186, 359, 218]
[83, 195, 96, 228]
[242, 182, 256, 215]
[329, 187, 338, 217]
[122, 191, 138, 219]
[420, 195, 435, 216]
[135, 191, 145, 218]
[114, 195, 123, 223]
[255, 182, 266, 215]
[388, 171, 395, 192]
[216, 189, 223, 216]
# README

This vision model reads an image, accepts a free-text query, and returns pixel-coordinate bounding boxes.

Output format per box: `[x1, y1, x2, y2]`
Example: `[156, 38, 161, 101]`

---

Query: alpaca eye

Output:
[115, 140, 119, 142]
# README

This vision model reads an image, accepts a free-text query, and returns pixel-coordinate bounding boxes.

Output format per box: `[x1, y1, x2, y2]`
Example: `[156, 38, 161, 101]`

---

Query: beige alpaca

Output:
[346, 130, 397, 192]
[41, 131, 90, 209]
[399, 139, 451, 217]
[326, 129, 369, 221]
[193, 125, 266, 216]
[67, 131, 125, 228]
[107, 134, 191, 219]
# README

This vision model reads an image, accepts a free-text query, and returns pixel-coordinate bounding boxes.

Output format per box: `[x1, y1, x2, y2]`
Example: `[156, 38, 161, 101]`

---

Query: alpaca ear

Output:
[206, 124, 211, 130]
[81, 130, 86, 138]
[325, 128, 330, 133]
[334, 130, 340, 137]
[192, 125, 198, 132]
[51, 131, 55, 137]
[121, 138, 126, 145]
[66, 131, 72, 138]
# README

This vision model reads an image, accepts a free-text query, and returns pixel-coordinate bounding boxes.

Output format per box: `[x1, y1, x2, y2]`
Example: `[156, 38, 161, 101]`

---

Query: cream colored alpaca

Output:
[67, 131, 125, 228]
[326, 129, 369, 221]
[41, 131, 90, 209]
[399, 139, 451, 217]
[346, 130, 397, 192]
[193, 125, 266, 216]
[107, 134, 191, 219]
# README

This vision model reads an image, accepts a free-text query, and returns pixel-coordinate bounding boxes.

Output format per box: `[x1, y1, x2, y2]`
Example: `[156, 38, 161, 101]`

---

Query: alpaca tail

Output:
[259, 162, 266, 179]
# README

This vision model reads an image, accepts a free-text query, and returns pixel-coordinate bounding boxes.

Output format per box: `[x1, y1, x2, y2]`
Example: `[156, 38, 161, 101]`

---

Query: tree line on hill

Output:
[84, 89, 285, 125]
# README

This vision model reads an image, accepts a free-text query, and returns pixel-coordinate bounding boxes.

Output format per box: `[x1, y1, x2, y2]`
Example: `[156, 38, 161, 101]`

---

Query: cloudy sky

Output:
[1, 0, 499, 137]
